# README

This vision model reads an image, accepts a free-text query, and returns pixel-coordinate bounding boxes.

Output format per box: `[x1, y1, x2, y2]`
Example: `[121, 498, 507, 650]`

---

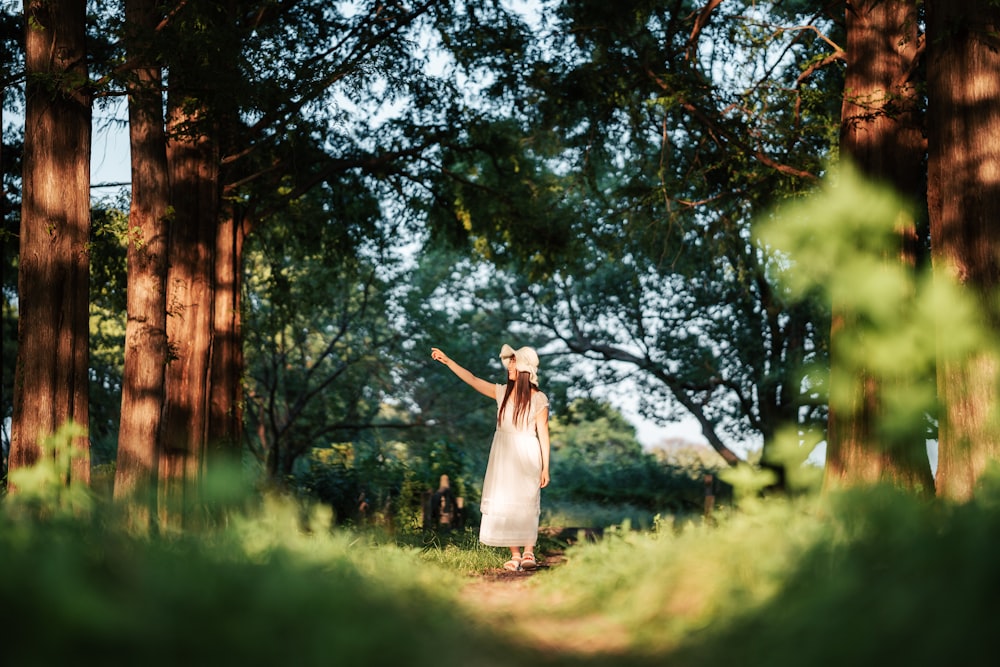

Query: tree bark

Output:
[9, 0, 91, 488]
[160, 75, 219, 528]
[114, 0, 170, 524]
[208, 0, 250, 469]
[926, 0, 1000, 500]
[825, 0, 933, 492]
[208, 203, 246, 465]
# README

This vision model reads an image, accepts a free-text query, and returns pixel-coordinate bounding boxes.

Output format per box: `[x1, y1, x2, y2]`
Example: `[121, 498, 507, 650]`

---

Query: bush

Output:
[545, 452, 717, 514]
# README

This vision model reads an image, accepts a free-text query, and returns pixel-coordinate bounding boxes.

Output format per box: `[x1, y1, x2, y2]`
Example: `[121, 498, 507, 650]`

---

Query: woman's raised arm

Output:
[431, 348, 496, 399]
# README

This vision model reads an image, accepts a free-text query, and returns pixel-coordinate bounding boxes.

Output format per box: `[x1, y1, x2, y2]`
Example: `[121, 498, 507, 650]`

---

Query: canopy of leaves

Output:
[412, 0, 844, 468]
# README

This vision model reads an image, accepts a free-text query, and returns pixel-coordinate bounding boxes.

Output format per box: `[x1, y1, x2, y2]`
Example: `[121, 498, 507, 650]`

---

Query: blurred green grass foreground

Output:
[3, 451, 1000, 667]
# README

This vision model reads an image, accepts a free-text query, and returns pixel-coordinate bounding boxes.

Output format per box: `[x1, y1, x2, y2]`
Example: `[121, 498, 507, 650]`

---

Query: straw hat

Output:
[499, 344, 539, 386]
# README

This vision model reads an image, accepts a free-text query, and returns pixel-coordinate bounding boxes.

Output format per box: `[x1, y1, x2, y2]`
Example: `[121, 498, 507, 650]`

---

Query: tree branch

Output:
[685, 0, 724, 61]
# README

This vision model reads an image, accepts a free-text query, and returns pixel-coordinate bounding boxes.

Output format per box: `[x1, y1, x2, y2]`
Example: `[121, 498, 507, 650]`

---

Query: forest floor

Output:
[456, 545, 634, 658]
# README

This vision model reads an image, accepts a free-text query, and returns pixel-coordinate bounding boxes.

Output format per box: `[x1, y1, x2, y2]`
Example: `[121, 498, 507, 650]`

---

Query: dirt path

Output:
[455, 550, 634, 657]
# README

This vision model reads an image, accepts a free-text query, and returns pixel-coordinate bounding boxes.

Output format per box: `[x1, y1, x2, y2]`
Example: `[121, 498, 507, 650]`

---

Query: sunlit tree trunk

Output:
[9, 0, 91, 488]
[824, 0, 933, 492]
[158, 2, 250, 525]
[160, 73, 219, 528]
[926, 0, 1000, 501]
[208, 0, 249, 467]
[114, 0, 170, 525]
[208, 203, 245, 463]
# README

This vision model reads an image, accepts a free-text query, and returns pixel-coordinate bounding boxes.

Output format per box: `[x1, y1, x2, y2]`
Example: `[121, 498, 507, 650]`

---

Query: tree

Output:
[207, 0, 252, 465]
[102, 0, 507, 515]
[549, 397, 646, 466]
[156, 0, 229, 525]
[926, 0, 1000, 500]
[545, 397, 712, 511]
[113, 0, 171, 516]
[242, 193, 401, 485]
[824, 0, 934, 491]
[422, 1, 841, 484]
[9, 0, 91, 488]
[1, 5, 24, 481]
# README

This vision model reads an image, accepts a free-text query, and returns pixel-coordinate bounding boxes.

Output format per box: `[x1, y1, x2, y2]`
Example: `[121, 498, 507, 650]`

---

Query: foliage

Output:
[546, 453, 709, 515]
[416, 1, 844, 476]
[0, 493, 534, 667]
[293, 444, 414, 528]
[544, 402, 711, 514]
[7, 446, 1000, 666]
[676, 481, 1000, 666]
[242, 193, 403, 482]
[758, 164, 983, 458]
[88, 200, 129, 468]
[550, 397, 646, 465]
[544, 398, 712, 513]
[540, 499, 667, 532]
[5, 422, 93, 519]
[538, 480, 1000, 664]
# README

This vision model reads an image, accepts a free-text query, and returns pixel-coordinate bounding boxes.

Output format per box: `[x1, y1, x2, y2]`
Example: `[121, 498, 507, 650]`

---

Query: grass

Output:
[536, 497, 831, 653]
[540, 498, 667, 531]
[402, 526, 515, 573]
[0, 495, 536, 667]
[5, 452, 1000, 667]
[533, 480, 1000, 665]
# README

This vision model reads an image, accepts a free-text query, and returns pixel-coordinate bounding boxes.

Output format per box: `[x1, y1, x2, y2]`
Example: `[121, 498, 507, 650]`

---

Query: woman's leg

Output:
[520, 545, 537, 570]
[503, 547, 522, 571]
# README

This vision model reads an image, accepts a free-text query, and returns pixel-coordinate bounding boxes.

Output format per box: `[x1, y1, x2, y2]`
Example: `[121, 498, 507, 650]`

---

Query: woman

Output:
[430, 344, 551, 571]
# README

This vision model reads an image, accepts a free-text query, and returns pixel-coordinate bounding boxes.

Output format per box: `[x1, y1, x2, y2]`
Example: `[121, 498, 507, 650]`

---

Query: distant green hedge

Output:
[544, 453, 724, 513]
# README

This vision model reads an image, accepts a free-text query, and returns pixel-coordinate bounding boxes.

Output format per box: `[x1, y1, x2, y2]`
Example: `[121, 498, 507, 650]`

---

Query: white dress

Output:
[479, 384, 549, 547]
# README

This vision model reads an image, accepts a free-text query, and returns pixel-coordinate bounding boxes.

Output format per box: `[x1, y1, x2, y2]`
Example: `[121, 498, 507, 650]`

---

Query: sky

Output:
[91, 99, 131, 193]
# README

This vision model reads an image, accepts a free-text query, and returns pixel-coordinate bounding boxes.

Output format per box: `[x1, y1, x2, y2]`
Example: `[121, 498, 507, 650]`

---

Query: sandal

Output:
[503, 557, 522, 572]
[520, 553, 537, 570]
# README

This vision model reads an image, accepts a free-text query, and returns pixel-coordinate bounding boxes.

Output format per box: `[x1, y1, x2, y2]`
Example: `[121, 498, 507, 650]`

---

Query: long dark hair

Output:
[498, 371, 534, 427]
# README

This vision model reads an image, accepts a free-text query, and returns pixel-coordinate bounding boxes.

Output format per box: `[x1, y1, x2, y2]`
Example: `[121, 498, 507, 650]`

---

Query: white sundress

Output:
[479, 384, 549, 547]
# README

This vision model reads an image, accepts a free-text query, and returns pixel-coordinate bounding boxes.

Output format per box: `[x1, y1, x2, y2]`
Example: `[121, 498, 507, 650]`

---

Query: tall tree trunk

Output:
[1, 91, 6, 477]
[160, 83, 219, 528]
[824, 0, 933, 492]
[208, 0, 250, 470]
[9, 0, 91, 488]
[927, 0, 1000, 501]
[208, 203, 245, 465]
[114, 0, 170, 524]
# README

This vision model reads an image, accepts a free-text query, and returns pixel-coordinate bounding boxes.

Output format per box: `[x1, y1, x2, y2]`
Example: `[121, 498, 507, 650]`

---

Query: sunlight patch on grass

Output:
[536, 497, 832, 652]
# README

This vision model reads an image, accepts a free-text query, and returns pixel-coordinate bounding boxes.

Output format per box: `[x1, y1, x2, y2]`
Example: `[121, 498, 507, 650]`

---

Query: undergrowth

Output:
[536, 472, 1000, 665]
[5, 430, 1000, 666]
[540, 498, 666, 531]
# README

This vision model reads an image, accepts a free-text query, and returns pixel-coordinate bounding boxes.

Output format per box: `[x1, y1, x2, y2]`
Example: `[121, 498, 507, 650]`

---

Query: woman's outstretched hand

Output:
[431, 347, 495, 398]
